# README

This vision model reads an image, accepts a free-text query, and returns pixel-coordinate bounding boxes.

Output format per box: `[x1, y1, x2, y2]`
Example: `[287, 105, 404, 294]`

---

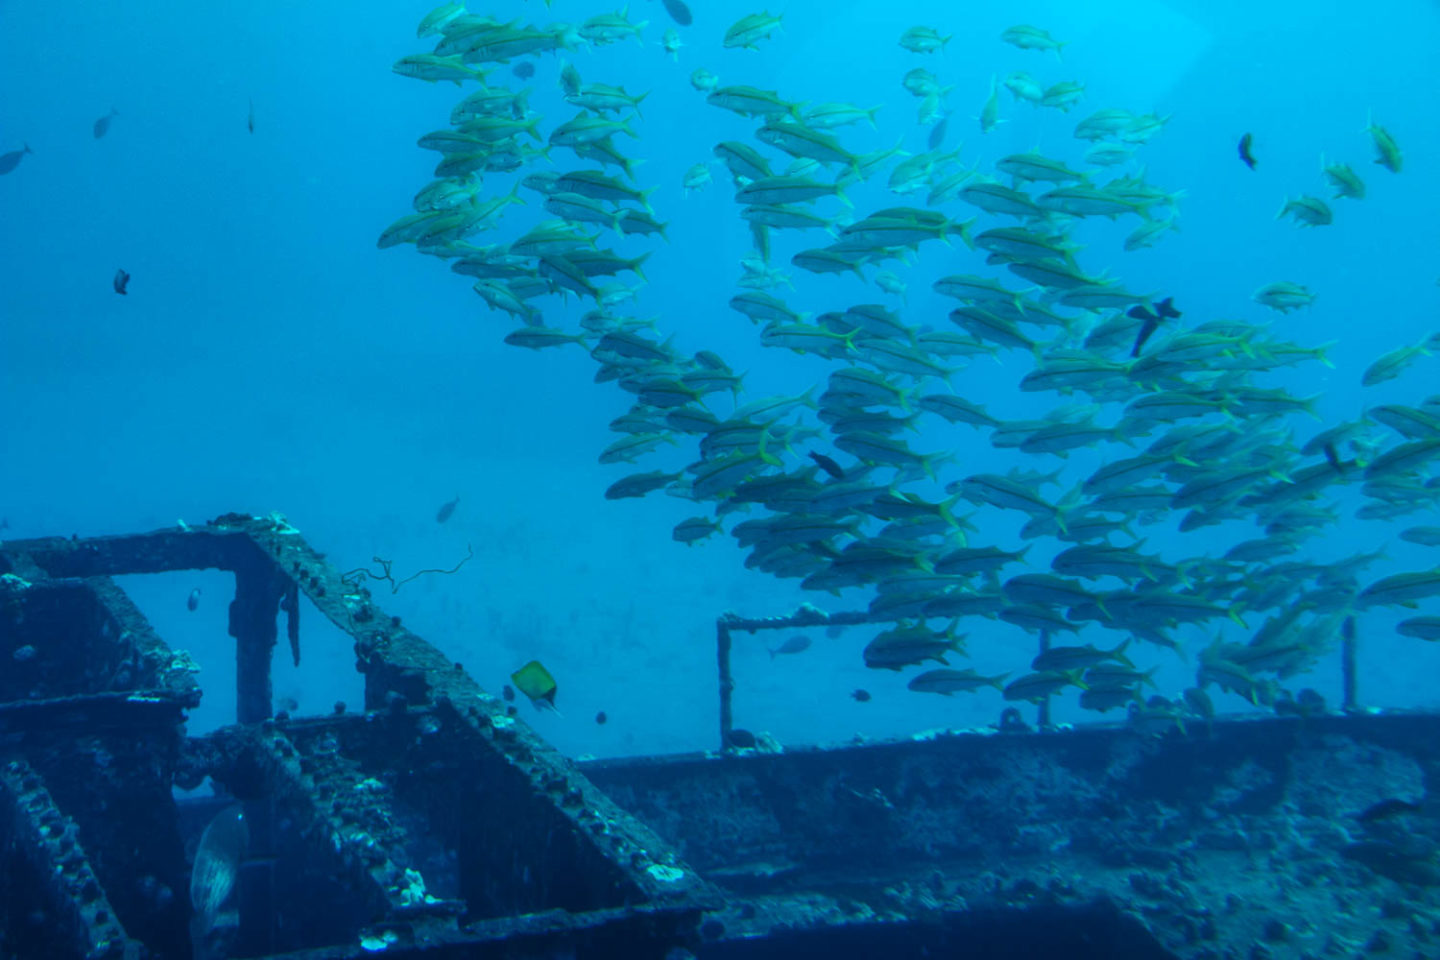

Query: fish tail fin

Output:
[632, 90, 650, 119]
[757, 430, 784, 468]
[630, 251, 653, 282]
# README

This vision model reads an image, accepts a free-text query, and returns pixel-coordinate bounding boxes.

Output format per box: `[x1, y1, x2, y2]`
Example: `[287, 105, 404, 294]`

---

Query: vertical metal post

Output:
[229, 559, 284, 725]
[717, 619, 734, 752]
[1341, 615, 1358, 713]
[1036, 629, 1052, 729]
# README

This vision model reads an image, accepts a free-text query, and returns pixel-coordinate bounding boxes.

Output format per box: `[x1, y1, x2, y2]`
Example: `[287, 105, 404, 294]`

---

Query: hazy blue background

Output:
[2, 0, 1438, 759]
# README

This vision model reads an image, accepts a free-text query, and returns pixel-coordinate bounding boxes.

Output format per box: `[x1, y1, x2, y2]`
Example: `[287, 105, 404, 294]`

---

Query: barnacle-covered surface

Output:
[585, 712, 1440, 959]
[3, 520, 1438, 959]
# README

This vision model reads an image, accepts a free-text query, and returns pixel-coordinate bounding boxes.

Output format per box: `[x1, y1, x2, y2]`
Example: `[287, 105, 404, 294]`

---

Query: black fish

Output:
[851, 689, 871, 702]
[512, 61, 535, 79]
[502, 684, 515, 702]
[595, 710, 607, 725]
[435, 495, 460, 523]
[1127, 297, 1180, 356]
[808, 451, 845, 479]
[93, 108, 118, 139]
[1238, 132, 1256, 170]
[247, 99, 255, 134]
[1355, 798, 1422, 823]
[662, 0, 693, 26]
[113, 268, 130, 295]
[0, 143, 33, 176]
[187, 587, 202, 612]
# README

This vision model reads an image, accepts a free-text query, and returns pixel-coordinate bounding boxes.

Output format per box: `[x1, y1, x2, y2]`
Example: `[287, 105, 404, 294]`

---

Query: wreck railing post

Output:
[717, 617, 734, 752]
[1037, 629, 1052, 729]
[1342, 614, 1358, 713]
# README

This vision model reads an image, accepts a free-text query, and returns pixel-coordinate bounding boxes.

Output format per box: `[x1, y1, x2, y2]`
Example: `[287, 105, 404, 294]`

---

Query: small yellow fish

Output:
[511, 660, 560, 711]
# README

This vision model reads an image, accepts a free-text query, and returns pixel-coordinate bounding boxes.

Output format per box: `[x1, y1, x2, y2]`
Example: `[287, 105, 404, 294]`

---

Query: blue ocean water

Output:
[1, 0, 1438, 761]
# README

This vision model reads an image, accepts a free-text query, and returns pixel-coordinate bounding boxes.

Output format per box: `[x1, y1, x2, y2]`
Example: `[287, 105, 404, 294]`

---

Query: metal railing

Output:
[715, 605, 1364, 752]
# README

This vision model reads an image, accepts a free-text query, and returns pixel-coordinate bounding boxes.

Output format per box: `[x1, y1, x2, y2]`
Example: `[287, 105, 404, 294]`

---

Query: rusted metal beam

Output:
[0, 759, 142, 960]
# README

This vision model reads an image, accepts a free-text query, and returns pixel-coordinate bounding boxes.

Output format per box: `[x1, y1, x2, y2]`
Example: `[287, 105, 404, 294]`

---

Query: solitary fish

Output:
[662, 0, 693, 26]
[511, 659, 560, 712]
[769, 635, 812, 658]
[247, 99, 255, 134]
[724, 11, 783, 50]
[436, 495, 460, 523]
[1354, 798, 1422, 823]
[808, 450, 846, 479]
[113, 268, 131, 295]
[1366, 113, 1402, 173]
[187, 588, 202, 612]
[513, 61, 535, 79]
[93, 108, 119, 139]
[0, 143, 33, 175]
[1238, 132, 1256, 170]
[191, 805, 248, 958]
[927, 114, 950, 151]
[1127, 297, 1181, 357]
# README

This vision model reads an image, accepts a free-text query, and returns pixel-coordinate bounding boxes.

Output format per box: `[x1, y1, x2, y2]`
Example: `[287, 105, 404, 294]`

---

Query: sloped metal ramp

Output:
[2, 517, 1436, 960]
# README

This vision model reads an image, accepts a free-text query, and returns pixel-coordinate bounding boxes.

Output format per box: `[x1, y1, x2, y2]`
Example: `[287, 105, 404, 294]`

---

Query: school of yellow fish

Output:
[382, 3, 1439, 733]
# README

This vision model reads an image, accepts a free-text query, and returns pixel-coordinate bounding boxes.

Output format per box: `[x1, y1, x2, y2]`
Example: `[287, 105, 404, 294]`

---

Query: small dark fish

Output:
[1238, 132, 1256, 170]
[851, 689, 871, 702]
[769, 635, 812, 659]
[187, 587, 202, 612]
[0, 517, 9, 530]
[436, 495, 460, 523]
[927, 114, 949, 152]
[512, 61, 535, 80]
[595, 710, 607, 724]
[0, 143, 33, 176]
[113, 268, 131, 295]
[247, 99, 255, 134]
[1127, 297, 1180, 356]
[1130, 316, 1159, 358]
[1355, 798, 1422, 823]
[662, 0, 693, 26]
[808, 451, 845, 479]
[93, 108, 119, 139]
[502, 684, 515, 702]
